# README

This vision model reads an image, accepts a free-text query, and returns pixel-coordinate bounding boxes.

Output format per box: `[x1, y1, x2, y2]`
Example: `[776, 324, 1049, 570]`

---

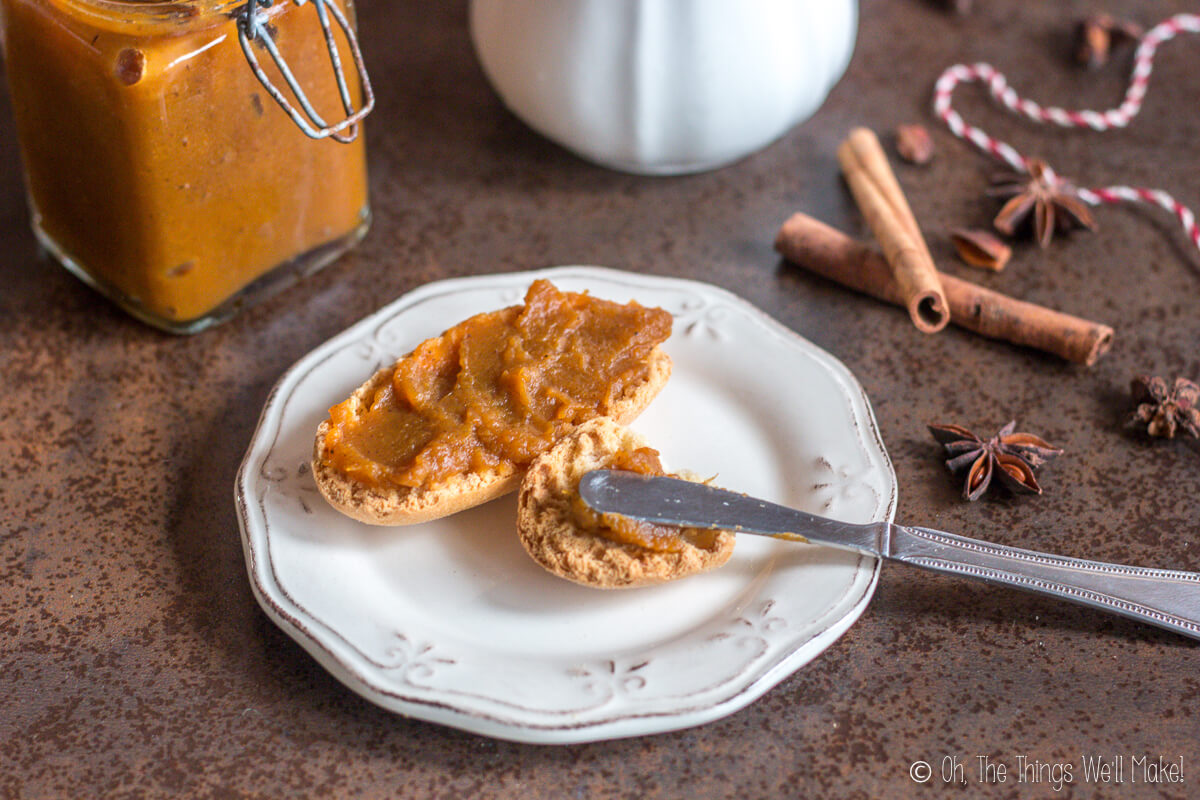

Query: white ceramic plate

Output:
[236, 266, 896, 744]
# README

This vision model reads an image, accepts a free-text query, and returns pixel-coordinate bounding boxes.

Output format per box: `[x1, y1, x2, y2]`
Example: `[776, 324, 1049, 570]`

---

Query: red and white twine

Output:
[932, 13, 1200, 253]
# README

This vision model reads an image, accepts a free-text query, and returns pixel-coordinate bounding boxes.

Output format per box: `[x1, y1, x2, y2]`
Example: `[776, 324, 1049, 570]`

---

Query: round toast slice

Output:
[312, 348, 671, 526]
[517, 417, 735, 588]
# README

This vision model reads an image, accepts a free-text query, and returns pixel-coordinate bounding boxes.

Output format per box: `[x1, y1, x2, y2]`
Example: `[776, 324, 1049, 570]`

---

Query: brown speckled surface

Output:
[3, 1, 1199, 797]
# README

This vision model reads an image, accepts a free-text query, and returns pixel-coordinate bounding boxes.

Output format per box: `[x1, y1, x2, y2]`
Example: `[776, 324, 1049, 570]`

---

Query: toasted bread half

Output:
[517, 417, 735, 588]
[312, 348, 671, 526]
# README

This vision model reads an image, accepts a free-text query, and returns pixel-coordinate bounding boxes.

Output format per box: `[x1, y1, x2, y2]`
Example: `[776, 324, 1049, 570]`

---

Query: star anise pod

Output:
[895, 123, 934, 165]
[988, 158, 1097, 248]
[950, 228, 1012, 271]
[1130, 375, 1200, 439]
[929, 421, 1063, 501]
[1075, 13, 1144, 70]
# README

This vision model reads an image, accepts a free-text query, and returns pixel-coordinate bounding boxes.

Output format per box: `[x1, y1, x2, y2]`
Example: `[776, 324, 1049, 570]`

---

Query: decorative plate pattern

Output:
[235, 266, 897, 744]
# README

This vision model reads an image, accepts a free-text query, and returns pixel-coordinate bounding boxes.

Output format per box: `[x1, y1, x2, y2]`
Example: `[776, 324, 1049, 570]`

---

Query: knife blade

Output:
[579, 469, 1200, 642]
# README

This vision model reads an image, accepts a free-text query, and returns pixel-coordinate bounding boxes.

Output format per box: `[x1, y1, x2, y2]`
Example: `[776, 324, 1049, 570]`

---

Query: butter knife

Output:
[579, 470, 1200, 641]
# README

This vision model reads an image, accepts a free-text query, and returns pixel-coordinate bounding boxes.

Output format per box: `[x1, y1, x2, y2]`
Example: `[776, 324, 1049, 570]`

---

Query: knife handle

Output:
[891, 525, 1200, 640]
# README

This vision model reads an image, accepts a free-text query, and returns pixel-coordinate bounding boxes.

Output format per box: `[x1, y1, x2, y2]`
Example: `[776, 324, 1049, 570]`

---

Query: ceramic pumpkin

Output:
[469, 0, 858, 174]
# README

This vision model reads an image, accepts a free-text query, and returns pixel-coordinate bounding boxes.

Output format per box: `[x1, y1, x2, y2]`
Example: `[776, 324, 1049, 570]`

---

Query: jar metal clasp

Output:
[237, 0, 374, 143]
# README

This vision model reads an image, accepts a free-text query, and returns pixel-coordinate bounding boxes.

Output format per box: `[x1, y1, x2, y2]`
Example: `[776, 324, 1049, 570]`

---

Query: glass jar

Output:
[0, 0, 371, 332]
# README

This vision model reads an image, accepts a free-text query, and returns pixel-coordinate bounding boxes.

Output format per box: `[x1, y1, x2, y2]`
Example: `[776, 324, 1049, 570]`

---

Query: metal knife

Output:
[579, 470, 1200, 642]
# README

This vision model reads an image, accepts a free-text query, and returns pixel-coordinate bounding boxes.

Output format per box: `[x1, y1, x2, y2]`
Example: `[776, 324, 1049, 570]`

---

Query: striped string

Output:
[932, 13, 1200, 253]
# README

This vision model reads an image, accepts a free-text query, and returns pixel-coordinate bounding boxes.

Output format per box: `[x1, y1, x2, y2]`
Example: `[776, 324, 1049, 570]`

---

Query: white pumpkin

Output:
[469, 0, 858, 175]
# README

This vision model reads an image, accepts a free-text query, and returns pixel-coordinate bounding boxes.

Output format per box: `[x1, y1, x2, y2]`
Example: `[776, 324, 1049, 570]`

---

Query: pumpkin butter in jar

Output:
[0, 0, 371, 332]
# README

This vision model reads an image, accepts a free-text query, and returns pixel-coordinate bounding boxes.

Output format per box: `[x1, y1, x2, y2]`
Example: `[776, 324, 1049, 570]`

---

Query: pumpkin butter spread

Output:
[317, 281, 673, 510]
[516, 417, 735, 588]
[569, 445, 719, 553]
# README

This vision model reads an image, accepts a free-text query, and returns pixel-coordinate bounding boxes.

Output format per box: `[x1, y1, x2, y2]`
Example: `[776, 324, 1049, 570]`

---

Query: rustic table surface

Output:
[4, 1, 1198, 797]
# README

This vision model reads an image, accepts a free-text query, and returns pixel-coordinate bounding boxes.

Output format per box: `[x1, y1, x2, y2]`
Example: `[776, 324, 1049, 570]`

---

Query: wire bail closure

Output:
[237, 0, 374, 143]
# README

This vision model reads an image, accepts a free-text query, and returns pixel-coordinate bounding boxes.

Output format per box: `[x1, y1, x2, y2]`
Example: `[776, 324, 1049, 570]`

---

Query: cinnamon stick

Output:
[837, 127, 949, 334]
[843, 127, 928, 246]
[775, 212, 1114, 366]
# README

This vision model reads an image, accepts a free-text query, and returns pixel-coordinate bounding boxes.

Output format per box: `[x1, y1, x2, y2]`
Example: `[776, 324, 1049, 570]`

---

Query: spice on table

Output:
[774, 213, 1114, 365]
[1075, 13, 1144, 70]
[950, 228, 1012, 271]
[989, 158, 1097, 248]
[895, 124, 934, 165]
[929, 421, 1062, 501]
[1130, 376, 1200, 439]
[837, 127, 949, 332]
